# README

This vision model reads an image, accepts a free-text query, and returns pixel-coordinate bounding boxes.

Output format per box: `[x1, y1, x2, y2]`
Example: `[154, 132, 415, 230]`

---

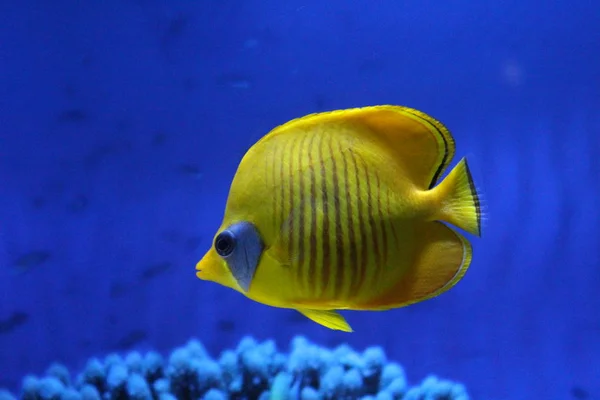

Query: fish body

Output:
[196, 106, 482, 331]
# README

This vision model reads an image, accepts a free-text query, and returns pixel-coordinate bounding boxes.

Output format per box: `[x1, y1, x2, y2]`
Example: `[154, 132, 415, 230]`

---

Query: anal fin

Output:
[361, 221, 472, 310]
[297, 309, 353, 332]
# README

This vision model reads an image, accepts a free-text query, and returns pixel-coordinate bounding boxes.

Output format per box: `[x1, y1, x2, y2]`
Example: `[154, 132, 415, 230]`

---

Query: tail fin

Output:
[433, 158, 482, 237]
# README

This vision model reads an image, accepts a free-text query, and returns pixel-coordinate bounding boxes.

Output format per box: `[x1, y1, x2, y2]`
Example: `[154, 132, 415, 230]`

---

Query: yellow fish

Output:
[196, 105, 482, 332]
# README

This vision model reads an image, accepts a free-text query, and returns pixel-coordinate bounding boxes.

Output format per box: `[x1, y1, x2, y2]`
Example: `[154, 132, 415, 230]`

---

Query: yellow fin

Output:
[433, 157, 482, 237]
[297, 309, 353, 332]
[358, 221, 472, 310]
[265, 105, 456, 190]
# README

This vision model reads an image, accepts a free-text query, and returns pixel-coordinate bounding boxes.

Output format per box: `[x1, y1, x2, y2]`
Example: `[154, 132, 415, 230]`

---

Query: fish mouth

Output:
[195, 250, 220, 281]
[195, 267, 210, 281]
[195, 261, 205, 277]
[195, 256, 211, 280]
[195, 260, 204, 278]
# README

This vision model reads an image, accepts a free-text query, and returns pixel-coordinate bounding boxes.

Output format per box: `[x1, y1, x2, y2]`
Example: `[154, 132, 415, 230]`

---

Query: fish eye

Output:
[214, 230, 236, 257]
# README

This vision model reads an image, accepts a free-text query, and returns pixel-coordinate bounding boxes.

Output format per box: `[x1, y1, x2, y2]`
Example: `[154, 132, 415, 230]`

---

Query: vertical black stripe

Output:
[329, 138, 345, 298]
[297, 135, 306, 287]
[376, 174, 388, 263]
[287, 137, 296, 267]
[342, 149, 357, 299]
[307, 134, 318, 289]
[319, 136, 331, 295]
[363, 158, 382, 276]
[350, 151, 367, 294]
[279, 139, 286, 241]
[375, 173, 388, 283]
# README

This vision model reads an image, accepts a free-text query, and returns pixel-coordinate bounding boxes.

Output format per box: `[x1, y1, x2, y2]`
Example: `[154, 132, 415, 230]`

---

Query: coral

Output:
[1, 336, 470, 400]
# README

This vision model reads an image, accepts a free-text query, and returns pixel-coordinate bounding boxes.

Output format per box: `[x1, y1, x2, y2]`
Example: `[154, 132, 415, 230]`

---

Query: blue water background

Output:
[1, 1, 599, 399]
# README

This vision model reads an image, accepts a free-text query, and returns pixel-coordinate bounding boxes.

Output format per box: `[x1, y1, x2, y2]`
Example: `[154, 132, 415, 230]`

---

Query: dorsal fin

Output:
[264, 105, 456, 189]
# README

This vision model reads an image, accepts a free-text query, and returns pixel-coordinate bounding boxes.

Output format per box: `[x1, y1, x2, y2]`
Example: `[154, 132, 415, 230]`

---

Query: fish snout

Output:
[195, 250, 217, 280]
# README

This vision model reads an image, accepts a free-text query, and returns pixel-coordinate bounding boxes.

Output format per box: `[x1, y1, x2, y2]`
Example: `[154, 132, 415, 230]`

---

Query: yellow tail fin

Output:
[433, 158, 482, 237]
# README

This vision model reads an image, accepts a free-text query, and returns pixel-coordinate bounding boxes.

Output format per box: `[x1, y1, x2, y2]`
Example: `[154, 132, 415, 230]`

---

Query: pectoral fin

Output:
[297, 308, 353, 332]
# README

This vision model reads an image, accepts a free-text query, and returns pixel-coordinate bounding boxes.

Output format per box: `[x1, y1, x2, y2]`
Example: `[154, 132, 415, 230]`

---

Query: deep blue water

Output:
[1, 1, 599, 399]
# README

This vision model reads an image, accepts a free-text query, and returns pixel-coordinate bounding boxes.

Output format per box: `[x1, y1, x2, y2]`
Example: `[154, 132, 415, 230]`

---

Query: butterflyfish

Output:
[196, 105, 482, 332]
